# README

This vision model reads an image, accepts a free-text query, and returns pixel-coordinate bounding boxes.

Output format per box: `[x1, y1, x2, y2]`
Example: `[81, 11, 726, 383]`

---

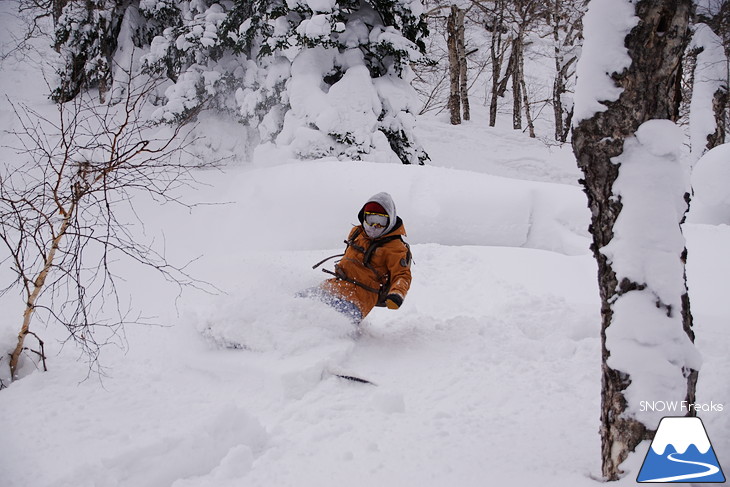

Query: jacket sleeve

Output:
[384, 240, 412, 299]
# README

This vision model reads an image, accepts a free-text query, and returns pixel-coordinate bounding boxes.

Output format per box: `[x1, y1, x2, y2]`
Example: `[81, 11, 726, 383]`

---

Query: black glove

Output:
[385, 293, 403, 310]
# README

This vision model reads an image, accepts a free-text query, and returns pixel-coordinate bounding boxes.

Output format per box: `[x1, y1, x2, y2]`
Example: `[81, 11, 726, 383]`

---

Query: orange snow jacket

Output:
[321, 219, 412, 319]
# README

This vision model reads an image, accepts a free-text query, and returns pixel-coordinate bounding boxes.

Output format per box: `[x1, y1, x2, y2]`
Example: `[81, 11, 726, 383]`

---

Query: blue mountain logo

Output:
[637, 417, 725, 483]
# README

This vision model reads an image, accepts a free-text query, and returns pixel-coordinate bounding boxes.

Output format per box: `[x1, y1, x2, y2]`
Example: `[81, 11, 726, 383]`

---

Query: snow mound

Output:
[185, 160, 589, 256]
[689, 143, 730, 224]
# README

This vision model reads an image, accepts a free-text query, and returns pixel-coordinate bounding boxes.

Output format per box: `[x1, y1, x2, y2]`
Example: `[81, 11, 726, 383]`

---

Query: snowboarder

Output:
[303, 192, 412, 324]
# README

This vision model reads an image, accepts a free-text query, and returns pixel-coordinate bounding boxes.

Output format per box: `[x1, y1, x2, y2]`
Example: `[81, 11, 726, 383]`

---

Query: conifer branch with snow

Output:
[50, 0, 433, 164]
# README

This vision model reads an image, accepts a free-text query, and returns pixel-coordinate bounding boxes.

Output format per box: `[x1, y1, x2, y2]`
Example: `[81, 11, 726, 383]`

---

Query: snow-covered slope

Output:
[0, 3, 729, 486]
[2, 114, 728, 486]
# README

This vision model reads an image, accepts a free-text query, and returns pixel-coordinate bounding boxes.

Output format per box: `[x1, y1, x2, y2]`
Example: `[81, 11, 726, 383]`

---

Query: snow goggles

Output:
[364, 212, 388, 229]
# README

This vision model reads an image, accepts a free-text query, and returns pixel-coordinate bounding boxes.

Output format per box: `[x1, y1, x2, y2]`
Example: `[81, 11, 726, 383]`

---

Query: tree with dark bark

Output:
[698, 0, 730, 141]
[686, 21, 729, 159]
[572, 0, 698, 481]
[468, 0, 510, 127]
[691, 1, 730, 152]
[447, 4, 470, 124]
[473, 0, 542, 130]
[414, 1, 490, 117]
[547, 0, 585, 142]
[457, 7, 470, 122]
[509, 0, 542, 135]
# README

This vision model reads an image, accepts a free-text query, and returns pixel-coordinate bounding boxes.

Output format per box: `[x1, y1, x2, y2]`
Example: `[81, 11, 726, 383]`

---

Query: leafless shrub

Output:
[0, 73, 219, 384]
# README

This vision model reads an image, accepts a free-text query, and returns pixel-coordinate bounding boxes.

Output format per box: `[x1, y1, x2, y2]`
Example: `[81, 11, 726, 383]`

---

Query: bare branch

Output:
[1, 69, 222, 382]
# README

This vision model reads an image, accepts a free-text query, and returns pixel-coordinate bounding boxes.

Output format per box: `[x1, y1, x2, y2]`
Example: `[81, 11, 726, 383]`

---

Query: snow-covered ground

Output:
[1, 3, 729, 486]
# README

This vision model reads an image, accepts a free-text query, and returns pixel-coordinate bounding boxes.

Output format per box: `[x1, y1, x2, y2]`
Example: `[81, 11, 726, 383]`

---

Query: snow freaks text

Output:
[639, 401, 724, 413]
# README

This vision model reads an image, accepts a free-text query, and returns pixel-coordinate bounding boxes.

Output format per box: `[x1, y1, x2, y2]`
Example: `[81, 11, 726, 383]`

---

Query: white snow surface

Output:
[1, 3, 729, 487]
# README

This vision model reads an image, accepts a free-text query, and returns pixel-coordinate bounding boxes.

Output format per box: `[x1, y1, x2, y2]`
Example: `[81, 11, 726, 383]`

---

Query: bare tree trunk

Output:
[521, 75, 535, 137]
[696, 0, 730, 150]
[572, 0, 695, 480]
[98, 69, 109, 104]
[53, 0, 69, 25]
[562, 106, 573, 142]
[549, 0, 584, 142]
[708, 85, 728, 149]
[447, 5, 461, 125]
[456, 7, 470, 121]
[9, 213, 73, 378]
[511, 35, 523, 130]
[489, 0, 508, 127]
[489, 46, 499, 127]
[552, 0, 565, 141]
[553, 77, 565, 140]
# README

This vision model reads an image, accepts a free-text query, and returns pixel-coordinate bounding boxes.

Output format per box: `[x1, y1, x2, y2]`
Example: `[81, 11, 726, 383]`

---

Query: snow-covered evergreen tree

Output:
[53, 0, 128, 103]
[140, 0, 245, 122]
[144, 0, 430, 164]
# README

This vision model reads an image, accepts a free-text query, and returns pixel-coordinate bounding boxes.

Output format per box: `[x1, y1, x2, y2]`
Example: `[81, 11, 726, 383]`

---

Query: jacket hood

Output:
[358, 192, 398, 236]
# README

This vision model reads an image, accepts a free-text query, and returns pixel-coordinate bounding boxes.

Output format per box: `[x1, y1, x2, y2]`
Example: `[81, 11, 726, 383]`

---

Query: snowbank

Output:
[176, 160, 589, 258]
[688, 143, 730, 224]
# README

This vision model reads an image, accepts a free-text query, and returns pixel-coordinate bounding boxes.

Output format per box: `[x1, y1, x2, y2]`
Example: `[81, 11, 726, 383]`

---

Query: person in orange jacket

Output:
[305, 192, 412, 324]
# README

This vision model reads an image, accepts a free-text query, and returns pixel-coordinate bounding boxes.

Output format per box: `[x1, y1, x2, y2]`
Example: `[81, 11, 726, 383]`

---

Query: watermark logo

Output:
[637, 417, 725, 483]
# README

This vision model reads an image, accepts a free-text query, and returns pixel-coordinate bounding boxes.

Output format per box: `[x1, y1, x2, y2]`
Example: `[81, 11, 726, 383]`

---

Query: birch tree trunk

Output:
[456, 7, 469, 121]
[447, 5, 461, 125]
[552, 0, 566, 141]
[489, 0, 508, 127]
[9, 211, 73, 378]
[572, 0, 696, 481]
[447, 5, 469, 125]
[521, 75, 536, 138]
[549, 0, 584, 142]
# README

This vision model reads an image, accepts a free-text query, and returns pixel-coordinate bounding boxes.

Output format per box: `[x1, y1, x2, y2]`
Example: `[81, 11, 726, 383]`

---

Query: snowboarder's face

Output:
[364, 212, 388, 238]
